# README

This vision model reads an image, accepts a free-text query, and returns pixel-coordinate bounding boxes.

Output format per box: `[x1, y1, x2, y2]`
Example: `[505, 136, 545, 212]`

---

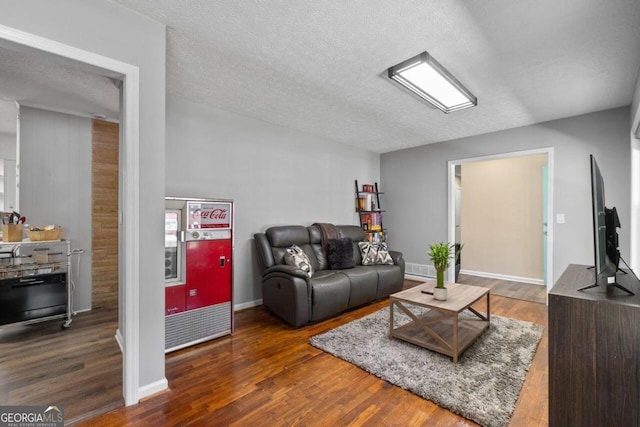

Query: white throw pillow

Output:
[358, 242, 394, 265]
[284, 244, 314, 278]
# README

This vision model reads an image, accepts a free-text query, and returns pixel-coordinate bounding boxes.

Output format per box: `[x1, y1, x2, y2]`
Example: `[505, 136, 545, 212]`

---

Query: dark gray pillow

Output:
[327, 238, 355, 269]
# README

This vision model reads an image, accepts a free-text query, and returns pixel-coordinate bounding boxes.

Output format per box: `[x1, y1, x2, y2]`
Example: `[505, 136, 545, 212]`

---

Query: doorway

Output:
[447, 148, 554, 296]
[0, 25, 142, 404]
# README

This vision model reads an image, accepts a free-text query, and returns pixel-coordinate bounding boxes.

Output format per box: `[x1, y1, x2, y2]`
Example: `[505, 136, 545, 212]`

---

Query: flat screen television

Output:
[578, 155, 634, 295]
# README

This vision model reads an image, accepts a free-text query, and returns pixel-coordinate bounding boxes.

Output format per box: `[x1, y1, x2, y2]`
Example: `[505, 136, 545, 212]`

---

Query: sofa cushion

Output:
[267, 225, 310, 247]
[337, 225, 366, 241]
[358, 242, 394, 266]
[284, 244, 314, 278]
[371, 264, 404, 299]
[267, 225, 317, 267]
[308, 225, 329, 271]
[339, 267, 378, 308]
[309, 273, 350, 322]
[327, 238, 355, 270]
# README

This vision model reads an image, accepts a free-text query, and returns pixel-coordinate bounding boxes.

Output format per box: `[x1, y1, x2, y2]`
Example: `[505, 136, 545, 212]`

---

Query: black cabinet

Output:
[0, 272, 67, 325]
[0, 240, 72, 328]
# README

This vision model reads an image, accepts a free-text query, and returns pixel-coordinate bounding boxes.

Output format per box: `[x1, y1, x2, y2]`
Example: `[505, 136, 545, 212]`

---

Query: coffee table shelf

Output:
[389, 282, 490, 362]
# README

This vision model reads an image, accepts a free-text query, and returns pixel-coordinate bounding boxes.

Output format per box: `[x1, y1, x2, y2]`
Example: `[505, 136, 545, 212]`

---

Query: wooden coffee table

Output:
[389, 281, 490, 362]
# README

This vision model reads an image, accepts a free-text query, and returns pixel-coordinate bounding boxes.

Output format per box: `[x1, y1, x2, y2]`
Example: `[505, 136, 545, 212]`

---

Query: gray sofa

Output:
[254, 224, 405, 327]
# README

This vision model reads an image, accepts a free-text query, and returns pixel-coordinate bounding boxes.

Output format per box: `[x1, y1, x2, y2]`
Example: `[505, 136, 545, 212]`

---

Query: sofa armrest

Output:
[389, 250, 405, 277]
[261, 272, 310, 327]
[389, 250, 403, 265]
[265, 264, 310, 279]
[254, 233, 276, 274]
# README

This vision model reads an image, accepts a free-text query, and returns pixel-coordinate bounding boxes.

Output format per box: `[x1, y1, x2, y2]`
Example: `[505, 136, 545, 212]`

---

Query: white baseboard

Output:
[138, 378, 169, 400]
[115, 328, 124, 353]
[460, 269, 544, 286]
[234, 299, 262, 311]
[114, 328, 169, 401]
[404, 273, 434, 281]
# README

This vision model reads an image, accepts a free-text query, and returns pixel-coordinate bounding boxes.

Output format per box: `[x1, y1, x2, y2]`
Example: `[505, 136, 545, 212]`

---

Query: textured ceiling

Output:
[1, 0, 640, 153]
[0, 46, 119, 134]
[111, 0, 640, 152]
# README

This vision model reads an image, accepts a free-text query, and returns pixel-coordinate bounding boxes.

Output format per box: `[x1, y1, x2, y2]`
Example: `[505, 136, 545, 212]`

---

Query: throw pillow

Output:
[358, 242, 394, 266]
[327, 238, 355, 269]
[284, 244, 313, 278]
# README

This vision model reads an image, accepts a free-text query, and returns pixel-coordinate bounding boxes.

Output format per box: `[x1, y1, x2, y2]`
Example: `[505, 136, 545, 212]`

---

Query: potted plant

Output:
[428, 242, 460, 300]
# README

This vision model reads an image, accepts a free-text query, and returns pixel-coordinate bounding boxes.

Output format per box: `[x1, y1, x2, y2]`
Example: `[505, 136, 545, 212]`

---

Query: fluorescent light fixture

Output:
[387, 51, 477, 113]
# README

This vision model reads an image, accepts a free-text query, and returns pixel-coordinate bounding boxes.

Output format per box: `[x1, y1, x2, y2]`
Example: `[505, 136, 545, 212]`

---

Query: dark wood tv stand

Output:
[549, 264, 640, 426]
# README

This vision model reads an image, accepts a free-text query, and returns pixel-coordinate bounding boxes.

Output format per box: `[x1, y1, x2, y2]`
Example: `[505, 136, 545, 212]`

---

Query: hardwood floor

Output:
[0, 306, 122, 425]
[457, 273, 547, 304]
[79, 283, 549, 427]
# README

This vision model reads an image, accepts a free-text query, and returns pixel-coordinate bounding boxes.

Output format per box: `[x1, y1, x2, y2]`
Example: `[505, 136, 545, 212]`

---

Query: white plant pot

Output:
[433, 287, 448, 301]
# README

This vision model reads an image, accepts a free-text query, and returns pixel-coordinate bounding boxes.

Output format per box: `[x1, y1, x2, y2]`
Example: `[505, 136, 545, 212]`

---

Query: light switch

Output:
[556, 213, 565, 224]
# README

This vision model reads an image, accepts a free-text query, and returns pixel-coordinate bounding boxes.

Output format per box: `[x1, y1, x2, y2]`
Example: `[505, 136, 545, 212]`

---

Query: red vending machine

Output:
[164, 197, 233, 352]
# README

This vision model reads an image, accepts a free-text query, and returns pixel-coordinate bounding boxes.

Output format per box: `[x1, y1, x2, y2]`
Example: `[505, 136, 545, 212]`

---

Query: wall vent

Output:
[405, 263, 435, 278]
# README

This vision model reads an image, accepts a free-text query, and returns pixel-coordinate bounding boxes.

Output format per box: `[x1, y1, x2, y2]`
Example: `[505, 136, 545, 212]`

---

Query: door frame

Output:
[630, 108, 640, 273]
[447, 147, 555, 296]
[0, 24, 142, 404]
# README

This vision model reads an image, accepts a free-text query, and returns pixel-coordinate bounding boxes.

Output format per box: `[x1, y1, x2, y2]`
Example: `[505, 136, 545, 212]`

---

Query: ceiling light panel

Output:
[388, 52, 477, 113]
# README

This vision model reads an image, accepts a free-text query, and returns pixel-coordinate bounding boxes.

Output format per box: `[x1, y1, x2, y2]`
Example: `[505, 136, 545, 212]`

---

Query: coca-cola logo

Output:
[194, 209, 228, 220]
[190, 206, 231, 229]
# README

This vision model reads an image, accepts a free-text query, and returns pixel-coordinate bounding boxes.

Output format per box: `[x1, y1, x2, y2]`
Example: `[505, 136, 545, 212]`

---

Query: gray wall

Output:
[19, 107, 92, 311]
[381, 107, 631, 284]
[631, 68, 640, 271]
[166, 96, 380, 306]
[0, 0, 166, 392]
[0, 132, 17, 211]
[632, 68, 640, 128]
[0, 133, 16, 159]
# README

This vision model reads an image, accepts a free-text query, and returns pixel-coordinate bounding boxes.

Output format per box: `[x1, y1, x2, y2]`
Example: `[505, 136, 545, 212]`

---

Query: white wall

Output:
[166, 96, 380, 306]
[0, 132, 16, 159]
[19, 106, 92, 310]
[630, 67, 640, 272]
[0, 0, 166, 394]
[461, 154, 547, 281]
[631, 68, 640, 130]
[0, 132, 17, 211]
[382, 107, 631, 285]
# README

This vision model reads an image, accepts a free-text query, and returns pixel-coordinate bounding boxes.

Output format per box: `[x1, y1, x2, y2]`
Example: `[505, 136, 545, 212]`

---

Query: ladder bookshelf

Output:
[354, 180, 385, 243]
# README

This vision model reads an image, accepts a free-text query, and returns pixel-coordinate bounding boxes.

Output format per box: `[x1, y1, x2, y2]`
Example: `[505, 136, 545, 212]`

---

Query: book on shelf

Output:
[360, 212, 381, 230]
[357, 196, 367, 211]
[366, 231, 384, 243]
[371, 212, 381, 230]
[360, 213, 371, 229]
[357, 194, 375, 211]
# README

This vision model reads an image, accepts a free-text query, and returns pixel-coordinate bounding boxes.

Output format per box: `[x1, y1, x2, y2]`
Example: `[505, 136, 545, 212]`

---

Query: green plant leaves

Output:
[427, 241, 457, 271]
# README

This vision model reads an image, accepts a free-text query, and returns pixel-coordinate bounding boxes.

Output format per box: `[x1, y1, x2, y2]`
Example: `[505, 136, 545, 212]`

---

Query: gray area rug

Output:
[309, 306, 543, 427]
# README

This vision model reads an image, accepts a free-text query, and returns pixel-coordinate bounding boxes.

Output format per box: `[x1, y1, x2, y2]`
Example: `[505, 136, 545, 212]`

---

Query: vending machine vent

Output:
[165, 302, 232, 352]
